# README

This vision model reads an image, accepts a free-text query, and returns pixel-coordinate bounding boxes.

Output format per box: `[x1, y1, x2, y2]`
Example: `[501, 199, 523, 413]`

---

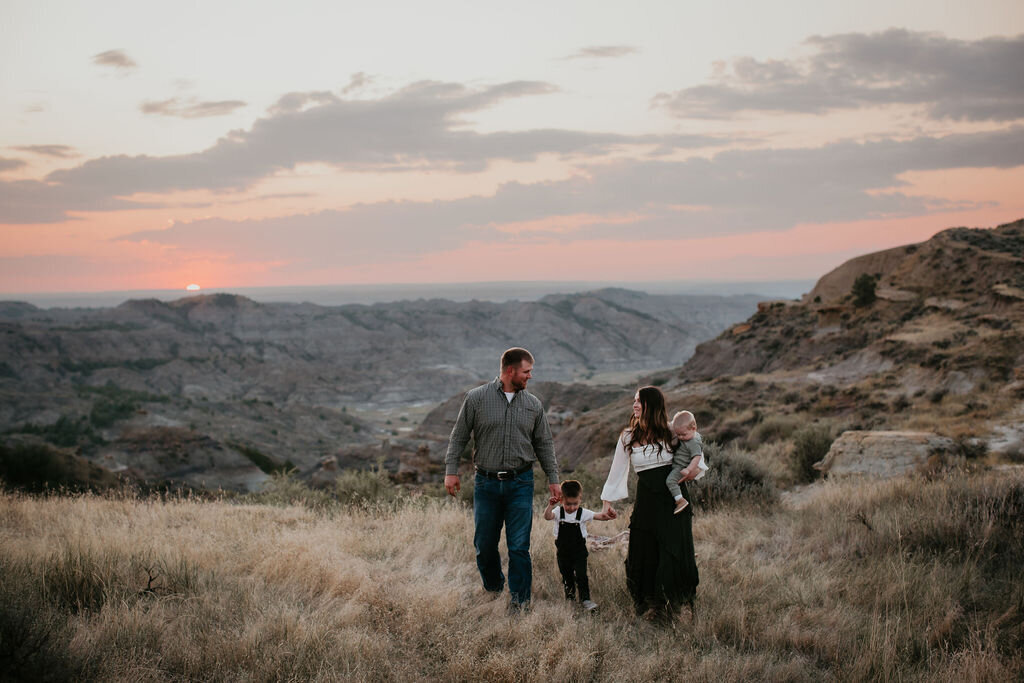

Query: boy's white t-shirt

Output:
[551, 506, 596, 539]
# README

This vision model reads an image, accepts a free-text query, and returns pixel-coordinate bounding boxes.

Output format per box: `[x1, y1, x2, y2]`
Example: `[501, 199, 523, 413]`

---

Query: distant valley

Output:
[0, 288, 761, 490]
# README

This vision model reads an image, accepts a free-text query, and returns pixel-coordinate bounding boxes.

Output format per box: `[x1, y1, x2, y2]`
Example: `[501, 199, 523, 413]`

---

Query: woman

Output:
[601, 386, 702, 621]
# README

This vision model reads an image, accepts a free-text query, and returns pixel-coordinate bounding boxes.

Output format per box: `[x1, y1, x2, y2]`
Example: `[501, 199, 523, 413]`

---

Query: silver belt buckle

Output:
[497, 470, 514, 480]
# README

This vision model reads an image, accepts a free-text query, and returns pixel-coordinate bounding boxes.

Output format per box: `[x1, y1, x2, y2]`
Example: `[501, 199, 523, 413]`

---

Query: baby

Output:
[667, 410, 707, 514]
[543, 480, 613, 611]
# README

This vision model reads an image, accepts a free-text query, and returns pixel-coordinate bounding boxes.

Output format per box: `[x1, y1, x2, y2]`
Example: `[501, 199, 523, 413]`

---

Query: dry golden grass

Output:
[2, 471, 1022, 681]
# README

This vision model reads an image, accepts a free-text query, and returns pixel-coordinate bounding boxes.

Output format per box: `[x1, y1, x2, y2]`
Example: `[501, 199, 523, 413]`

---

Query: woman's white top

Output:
[600, 431, 707, 502]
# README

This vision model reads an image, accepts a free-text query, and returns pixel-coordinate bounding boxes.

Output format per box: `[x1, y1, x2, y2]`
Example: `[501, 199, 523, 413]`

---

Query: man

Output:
[444, 347, 561, 609]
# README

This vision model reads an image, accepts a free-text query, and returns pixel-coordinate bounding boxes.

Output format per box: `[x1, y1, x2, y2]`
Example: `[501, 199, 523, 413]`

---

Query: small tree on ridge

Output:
[852, 273, 877, 307]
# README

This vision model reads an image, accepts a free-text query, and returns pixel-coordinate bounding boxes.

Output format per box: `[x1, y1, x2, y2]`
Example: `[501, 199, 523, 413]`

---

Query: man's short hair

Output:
[501, 347, 534, 370]
[560, 480, 582, 498]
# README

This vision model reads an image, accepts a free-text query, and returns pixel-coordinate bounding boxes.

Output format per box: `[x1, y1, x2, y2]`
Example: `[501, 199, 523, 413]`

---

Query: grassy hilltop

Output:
[1, 469, 1022, 681]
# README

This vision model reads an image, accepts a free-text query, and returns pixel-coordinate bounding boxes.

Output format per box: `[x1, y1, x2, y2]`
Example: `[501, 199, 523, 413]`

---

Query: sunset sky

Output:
[2, 0, 1023, 294]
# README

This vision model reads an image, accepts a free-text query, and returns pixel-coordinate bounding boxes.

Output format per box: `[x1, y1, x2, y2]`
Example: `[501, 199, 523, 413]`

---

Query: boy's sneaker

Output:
[673, 499, 689, 514]
[582, 599, 598, 612]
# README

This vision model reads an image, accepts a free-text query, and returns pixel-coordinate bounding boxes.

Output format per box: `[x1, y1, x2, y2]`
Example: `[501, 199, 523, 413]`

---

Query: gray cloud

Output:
[116, 127, 1024, 268]
[655, 29, 1024, 121]
[0, 178, 159, 223]
[563, 45, 639, 60]
[93, 49, 137, 69]
[12, 144, 79, 158]
[141, 97, 247, 118]
[0, 80, 723, 223]
[268, 90, 340, 115]
[341, 72, 372, 95]
[0, 158, 27, 173]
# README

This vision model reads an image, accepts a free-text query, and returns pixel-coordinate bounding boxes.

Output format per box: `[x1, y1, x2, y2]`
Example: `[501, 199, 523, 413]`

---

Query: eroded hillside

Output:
[0, 289, 759, 490]
[546, 220, 1024, 481]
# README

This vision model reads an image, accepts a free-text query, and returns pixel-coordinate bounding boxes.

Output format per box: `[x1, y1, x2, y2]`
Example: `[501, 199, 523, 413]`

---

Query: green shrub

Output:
[89, 396, 136, 429]
[852, 273, 877, 307]
[688, 442, 777, 511]
[334, 467, 398, 506]
[13, 416, 99, 448]
[245, 471, 336, 510]
[244, 466, 400, 511]
[556, 464, 609, 505]
[952, 435, 988, 460]
[746, 415, 800, 448]
[791, 425, 834, 482]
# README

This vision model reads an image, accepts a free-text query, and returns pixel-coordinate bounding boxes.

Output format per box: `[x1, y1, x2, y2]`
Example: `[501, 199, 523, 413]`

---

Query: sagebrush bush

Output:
[244, 467, 404, 511]
[688, 442, 777, 511]
[334, 467, 399, 506]
[244, 471, 338, 510]
[12, 416, 100, 448]
[952, 435, 988, 460]
[745, 415, 800, 448]
[560, 464, 612, 505]
[791, 424, 834, 483]
[88, 396, 136, 429]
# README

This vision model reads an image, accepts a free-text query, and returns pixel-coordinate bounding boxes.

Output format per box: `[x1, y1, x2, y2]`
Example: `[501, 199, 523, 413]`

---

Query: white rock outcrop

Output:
[813, 430, 954, 479]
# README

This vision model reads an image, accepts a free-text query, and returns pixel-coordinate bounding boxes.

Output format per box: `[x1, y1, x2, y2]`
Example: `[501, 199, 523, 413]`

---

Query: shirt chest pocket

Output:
[514, 405, 538, 430]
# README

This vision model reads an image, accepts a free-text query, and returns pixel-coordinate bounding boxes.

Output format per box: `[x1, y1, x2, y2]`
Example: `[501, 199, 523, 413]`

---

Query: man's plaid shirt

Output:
[444, 378, 559, 484]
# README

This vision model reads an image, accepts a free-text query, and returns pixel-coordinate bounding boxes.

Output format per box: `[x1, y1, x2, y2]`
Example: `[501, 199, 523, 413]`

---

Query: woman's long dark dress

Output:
[625, 464, 699, 615]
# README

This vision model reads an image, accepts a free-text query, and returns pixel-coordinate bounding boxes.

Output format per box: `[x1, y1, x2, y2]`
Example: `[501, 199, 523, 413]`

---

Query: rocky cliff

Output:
[683, 219, 1024, 384]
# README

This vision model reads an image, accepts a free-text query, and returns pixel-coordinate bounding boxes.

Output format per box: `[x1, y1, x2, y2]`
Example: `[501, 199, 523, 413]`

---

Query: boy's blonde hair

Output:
[671, 410, 697, 431]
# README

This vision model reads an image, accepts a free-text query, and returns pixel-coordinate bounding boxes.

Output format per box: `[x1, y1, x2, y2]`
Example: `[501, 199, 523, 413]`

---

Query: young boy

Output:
[667, 410, 708, 514]
[543, 480, 613, 611]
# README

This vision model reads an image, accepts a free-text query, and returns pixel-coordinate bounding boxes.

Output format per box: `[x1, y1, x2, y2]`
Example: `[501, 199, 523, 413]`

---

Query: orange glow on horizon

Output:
[1, 161, 1022, 293]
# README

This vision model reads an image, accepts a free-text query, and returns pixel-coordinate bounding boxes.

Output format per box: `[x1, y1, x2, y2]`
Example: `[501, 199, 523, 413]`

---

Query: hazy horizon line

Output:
[0, 278, 816, 309]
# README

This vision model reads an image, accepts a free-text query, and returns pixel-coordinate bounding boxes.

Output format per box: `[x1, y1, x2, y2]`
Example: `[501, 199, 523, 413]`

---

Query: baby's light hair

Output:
[671, 410, 697, 431]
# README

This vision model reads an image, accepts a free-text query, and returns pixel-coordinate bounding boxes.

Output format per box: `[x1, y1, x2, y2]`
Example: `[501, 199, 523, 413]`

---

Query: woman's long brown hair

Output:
[624, 386, 674, 457]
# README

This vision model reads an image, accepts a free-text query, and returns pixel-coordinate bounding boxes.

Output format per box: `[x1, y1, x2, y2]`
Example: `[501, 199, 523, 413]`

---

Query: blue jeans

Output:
[473, 469, 534, 605]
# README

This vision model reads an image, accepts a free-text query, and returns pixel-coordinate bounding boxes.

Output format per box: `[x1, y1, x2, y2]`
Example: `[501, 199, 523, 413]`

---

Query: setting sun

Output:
[186, 284, 201, 292]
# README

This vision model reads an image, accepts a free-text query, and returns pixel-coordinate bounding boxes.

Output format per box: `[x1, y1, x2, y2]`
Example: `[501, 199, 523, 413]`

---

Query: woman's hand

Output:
[601, 501, 618, 519]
